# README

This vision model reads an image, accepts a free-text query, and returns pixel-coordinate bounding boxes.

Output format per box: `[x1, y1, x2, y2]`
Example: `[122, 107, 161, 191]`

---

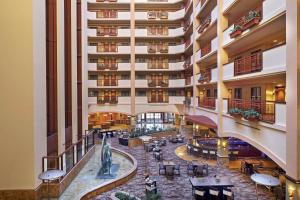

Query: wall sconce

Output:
[222, 141, 227, 148]
[288, 187, 295, 199]
[217, 139, 221, 146]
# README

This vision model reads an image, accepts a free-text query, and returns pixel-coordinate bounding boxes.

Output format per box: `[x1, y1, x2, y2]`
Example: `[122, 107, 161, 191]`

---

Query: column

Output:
[217, 138, 229, 168]
[130, 0, 136, 116]
[216, 0, 229, 137]
[286, 0, 300, 199]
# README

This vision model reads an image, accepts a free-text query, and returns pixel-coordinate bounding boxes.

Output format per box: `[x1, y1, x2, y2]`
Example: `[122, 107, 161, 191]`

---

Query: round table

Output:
[39, 170, 65, 200]
[251, 173, 280, 200]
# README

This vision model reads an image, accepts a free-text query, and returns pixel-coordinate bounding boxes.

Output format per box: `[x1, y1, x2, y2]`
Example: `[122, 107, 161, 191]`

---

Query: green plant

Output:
[242, 109, 261, 119]
[228, 108, 243, 115]
[144, 193, 162, 200]
[230, 24, 243, 33]
[115, 192, 138, 200]
[245, 10, 260, 22]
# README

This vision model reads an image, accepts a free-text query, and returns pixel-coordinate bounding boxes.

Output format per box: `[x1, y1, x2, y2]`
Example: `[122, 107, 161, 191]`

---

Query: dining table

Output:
[190, 177, 234, 200]
[251, 173, 280, 200]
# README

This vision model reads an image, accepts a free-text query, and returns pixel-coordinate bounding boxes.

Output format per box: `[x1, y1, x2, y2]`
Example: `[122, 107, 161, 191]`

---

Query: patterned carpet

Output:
[94, 137, 277, 200]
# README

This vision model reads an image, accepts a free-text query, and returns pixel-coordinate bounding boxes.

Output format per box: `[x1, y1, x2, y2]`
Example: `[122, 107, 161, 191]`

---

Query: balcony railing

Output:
[97, 27, 118, 36]
[198, 69, 211, 84]
[147, 95, 169, 103]
[198, 97, 216, 110]
[42, 131, 95, 173]
[97, 10, 118, 18]
[148, 44, 168, 53]
[234, 51, 262, 76]
[148, 79, 169, 87]
[201, 43, 212, 57]
[183, 58, 191, 68]
[97, 62, 118, 70]
[97, 43, 117, 53]
[228, 99, 275, 123]
[185, 77, 191, 85]
[148, 62, 169, 69]
[198, 15, 211, 34]
[97, 96, 118, 104]
[97, 79, 118, 86]
[97, 0, 117, 2]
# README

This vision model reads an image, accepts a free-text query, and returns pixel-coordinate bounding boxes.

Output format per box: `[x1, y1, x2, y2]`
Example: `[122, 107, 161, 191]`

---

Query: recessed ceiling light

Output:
[273, 40, 278, 43]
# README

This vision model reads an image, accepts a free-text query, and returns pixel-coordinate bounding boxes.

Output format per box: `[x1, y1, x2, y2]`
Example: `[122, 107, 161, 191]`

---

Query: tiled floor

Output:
[94, 136, 277, 200]
[58, 145, 133, 200]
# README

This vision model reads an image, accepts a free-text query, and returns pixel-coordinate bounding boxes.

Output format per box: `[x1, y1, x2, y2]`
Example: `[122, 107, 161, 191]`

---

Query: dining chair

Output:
[158, 163, 166, 175]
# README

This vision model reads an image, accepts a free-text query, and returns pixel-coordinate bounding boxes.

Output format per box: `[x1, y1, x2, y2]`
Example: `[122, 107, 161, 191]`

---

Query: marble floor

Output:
[94, 136, 278, 200]
[58, 144, 134, 200]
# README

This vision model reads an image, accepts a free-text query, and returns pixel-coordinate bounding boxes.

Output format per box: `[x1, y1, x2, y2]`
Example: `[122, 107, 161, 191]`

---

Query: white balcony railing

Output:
[118, 97, 131, 104]
[88, 46, 131, 54]
[135, 62, 185, 71]
[223, 45, 286, 81]
[135, 9, 185, 20]
[87, 11, 131, 20]
[87, 63, 130, 71]
[169, 79, 185, 87]
[87, 0, 130, 3]
[223, 0, 286, 46]
[169, 96, 185, 104]
[135, 44, 185, 54]
[87, 28, 131, 37]
[135, 27, 184, 37]
[135, 80, 148, 88]
[88, 80, 97, 88]
[88, 97, 97, 104]
[222, 0, 235, 12]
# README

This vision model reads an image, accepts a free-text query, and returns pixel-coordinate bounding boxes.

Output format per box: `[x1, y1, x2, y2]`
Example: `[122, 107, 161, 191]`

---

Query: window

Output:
[234, 88, 242, 99]
[206, 89, 211, 97]
[136, 91, 146, 96]
[120, 91, 130, 97]
[251, 87, 261, 100]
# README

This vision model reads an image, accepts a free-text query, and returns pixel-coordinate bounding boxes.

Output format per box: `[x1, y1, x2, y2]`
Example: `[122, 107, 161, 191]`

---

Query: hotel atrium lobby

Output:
[1, 0, 300, 200]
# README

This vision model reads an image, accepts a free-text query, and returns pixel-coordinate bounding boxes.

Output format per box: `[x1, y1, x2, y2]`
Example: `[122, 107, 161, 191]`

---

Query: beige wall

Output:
[0, 0, 46, 189]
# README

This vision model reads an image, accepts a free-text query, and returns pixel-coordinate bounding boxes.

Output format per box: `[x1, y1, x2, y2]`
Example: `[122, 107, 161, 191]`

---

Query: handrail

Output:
[201, 42, 212, 57]
[234, 51, 262, 76]
[198, 96, 216, 110]
[42, 130, 96, 173]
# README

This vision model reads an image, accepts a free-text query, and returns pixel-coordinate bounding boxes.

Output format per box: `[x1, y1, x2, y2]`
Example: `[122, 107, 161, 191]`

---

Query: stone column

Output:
[217, 138, 229, 168]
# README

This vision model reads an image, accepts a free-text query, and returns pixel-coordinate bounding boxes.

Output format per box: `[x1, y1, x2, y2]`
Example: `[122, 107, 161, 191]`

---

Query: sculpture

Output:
[100, 133, 112, 175]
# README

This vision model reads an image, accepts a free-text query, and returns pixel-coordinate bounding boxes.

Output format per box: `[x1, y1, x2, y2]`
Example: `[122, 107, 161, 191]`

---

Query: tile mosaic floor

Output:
[94, 136, 278, 200]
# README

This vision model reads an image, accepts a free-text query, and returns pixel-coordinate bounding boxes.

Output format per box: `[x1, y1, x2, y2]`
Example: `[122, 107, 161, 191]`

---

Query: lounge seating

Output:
[158, 163, 166, 175]
[202, 150, 209, 159]
[194, 165, 204, 177]
[174, 164, 180, 175]
[165, 165, 175, 176]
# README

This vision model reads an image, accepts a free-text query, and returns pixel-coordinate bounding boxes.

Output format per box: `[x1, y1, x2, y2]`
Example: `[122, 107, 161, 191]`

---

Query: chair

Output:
[165, 165, 174, 176]
[202, 150, 209, 159]
[174, 164, 180, 175]
[154, 152, 163, 161]
[223, 188, 234, 200]
[209, 150, 216, 159]
[194, 165, 204, 177]
[194, 189, 205, 200]
[187, 164, 194, 175]
[209, 188, 220, 200]
[158, 163, 166, 175]
[187, 145, 192, 154]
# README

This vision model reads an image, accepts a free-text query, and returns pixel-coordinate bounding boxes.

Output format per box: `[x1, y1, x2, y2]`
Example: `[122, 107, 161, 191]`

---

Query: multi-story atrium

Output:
[0, 0, 300, 199]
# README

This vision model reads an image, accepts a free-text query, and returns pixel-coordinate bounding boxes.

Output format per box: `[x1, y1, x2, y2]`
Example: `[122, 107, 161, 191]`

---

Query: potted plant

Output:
[230, 24, 243, 38]
[242, 109, 261, 122]
[111, 191, 141, 200]
[243, 10, 261, 30]
[228, 108, 243, 118]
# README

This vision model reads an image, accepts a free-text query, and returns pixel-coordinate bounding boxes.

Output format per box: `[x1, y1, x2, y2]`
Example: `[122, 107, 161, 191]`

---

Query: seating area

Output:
[95, 132, 278, 200]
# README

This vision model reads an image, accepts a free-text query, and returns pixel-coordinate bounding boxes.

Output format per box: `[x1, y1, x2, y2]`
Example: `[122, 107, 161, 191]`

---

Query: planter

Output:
[111, 191, 141, 200]
[230, 30, 242, 38]
[230, 113, 242, 119]
[244, 116, 260, 122]
[243, 17, 261, 30]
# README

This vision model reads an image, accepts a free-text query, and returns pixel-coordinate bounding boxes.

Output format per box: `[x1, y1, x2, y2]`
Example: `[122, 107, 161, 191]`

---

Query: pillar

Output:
[217, 138, 229, 168]
[286, 0, 300, 199]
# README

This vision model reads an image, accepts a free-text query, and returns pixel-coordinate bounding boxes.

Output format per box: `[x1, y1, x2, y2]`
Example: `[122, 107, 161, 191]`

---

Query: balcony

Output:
[88, 0, 130, 3]
[88, 45, 131, 54]
[169, 96, 185, 104]
[222, 0, 235, 12]
[147, 95, 169, 103]
[223, 0, 286, 46]
[135, 80, 148, 88]
[148, 79, 169, 87]
[87, 11, 131, 20]
[135, 0, 181, 3]
[198, 97, 216, 110]
[227, 99, 277, 123]
[196, 37, 218, 62]
[135, 27, 184, 37]
[135, 44, 185, 54]
[87, 28, 130, 37]
[88, 62, 130, 71]
[169, 79, 185, 88]
[223, 45, 286, 81]
[197, 68, 217, 84]
[147, 61, 169, 70]
[135, 62, 184, 71]
[97, 96, 118, 104]
[88, 79, 130, 88]
[135, 9, 185, 21]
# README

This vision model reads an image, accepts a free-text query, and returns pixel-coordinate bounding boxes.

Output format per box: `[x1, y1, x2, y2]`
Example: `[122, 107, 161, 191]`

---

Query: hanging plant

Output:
[242, 109, 261, 122]
[228, 108, 243, 118]
[230, 24, 243, 38]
